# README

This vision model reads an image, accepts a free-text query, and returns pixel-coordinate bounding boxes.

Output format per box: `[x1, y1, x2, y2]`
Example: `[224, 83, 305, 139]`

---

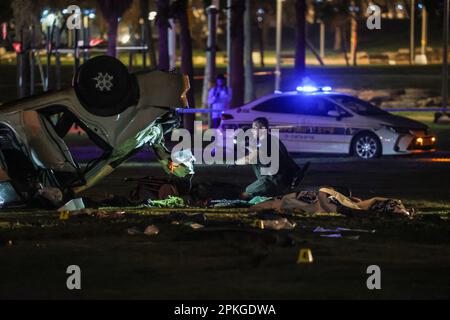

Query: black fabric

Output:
[251, 134, 299, 184]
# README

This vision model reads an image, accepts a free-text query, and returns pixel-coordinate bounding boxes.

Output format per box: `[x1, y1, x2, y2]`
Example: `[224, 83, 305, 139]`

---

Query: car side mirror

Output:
[327, 110, 341, 119]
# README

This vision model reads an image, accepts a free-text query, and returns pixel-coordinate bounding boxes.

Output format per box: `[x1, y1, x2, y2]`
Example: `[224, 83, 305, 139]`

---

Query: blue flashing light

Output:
[296, 85, 332, 93]
[297, 85, 319, 92]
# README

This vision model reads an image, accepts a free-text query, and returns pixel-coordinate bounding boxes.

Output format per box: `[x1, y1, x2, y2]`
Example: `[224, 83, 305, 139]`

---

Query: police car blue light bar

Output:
[296, 85, 332, 93]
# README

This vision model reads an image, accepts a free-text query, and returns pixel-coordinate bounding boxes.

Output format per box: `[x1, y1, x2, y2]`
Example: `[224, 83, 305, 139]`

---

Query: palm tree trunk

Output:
[334, 26, 342, 50]
[341, 24, 350, 66]
[244, 0, 255, 103]
[107, 16, 119, 57]
[295, 0, 306, 77]
[178, 0, 195, 132]
[140, 0, 157, 67]
[230, 0, 245, 108]
[350, 17, 358, 66]
[157, 0, 170, 70]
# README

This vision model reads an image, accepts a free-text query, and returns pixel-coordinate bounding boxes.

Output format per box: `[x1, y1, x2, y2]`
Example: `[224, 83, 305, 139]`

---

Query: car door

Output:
[251, 95, 301, 151]
[295, 96, 351, 154]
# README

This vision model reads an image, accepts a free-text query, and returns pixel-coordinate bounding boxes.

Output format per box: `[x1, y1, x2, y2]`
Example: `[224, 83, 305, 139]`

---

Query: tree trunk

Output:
[230, 0, 245, 108]
[257, 24, 265, 67]
[202, 5, 218, 109]
[244, 0, 255, 103]
[341, 25, 349, 66]
[350, 17, 358, 66]
[107, 16, 119, 57]
[140, 0, 157, 67]
[295, 0, 306, 77]
[334, 26, 342, 50]
[157, 0, 170, 70]
[178, 0, 195, 132]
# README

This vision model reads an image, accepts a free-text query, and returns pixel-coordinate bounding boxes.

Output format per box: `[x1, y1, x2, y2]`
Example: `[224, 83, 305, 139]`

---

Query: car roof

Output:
[240, 91, 353, 108]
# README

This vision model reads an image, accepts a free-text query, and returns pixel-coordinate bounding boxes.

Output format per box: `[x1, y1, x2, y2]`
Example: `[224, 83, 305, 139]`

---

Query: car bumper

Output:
[377, 127, 437, 155]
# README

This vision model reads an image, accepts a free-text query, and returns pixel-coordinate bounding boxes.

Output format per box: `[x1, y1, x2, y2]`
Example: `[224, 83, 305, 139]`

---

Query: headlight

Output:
[384, 125, 410, 134]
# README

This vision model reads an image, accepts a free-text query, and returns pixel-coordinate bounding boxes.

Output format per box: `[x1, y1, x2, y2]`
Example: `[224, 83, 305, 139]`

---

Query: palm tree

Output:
[97, 0, 134, 57]
[139, 0, 157, 67]
[173, 0, 195, 131]
[230, 0, 245, 108]
[244, 0, 255, 103]
[156, 0, 170, 70]
[10, 0, 41, 97]
[295, 0, 306, 77]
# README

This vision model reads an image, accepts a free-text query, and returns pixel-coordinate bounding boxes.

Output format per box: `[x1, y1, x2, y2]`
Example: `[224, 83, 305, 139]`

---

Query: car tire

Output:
[73, 55, 140, 117]
[351, 132, 382, 160]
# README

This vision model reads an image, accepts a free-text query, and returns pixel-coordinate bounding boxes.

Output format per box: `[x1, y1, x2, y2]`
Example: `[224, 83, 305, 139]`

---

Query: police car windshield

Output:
[330, 95, 388, 116]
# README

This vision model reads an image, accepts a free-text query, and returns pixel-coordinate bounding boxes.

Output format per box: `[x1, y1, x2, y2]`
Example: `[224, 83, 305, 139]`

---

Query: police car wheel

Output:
[352, 133, 381, 160]
[73, 55, 140, 117]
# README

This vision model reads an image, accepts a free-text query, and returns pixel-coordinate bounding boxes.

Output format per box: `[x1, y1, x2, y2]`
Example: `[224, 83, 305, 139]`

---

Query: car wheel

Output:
[352, 132, 382, 160]
[73, 55, 140, 117]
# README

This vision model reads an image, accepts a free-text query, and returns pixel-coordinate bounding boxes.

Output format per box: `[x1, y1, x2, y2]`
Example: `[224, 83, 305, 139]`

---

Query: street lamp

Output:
[410, 0, 415, 65]
[148, 11, 157, 21]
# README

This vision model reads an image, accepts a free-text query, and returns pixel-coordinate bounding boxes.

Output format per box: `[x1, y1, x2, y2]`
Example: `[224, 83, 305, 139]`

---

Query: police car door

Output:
[251, 95, 300, 151]
[296, 96, 349, 154]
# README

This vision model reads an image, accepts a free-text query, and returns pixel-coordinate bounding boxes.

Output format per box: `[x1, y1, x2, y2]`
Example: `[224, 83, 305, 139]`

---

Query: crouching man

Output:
[238, 117, 309, 200]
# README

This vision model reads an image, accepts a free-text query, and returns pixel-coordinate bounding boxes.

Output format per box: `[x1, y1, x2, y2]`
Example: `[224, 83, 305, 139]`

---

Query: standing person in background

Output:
[208, 74, 231, 128]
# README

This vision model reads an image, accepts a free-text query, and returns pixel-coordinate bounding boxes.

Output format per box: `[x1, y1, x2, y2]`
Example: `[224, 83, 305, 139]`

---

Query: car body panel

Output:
[0, 67, 191, 207]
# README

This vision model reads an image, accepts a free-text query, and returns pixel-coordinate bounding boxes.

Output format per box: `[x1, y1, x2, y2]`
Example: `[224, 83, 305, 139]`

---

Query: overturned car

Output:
[0, 56, 192, 208]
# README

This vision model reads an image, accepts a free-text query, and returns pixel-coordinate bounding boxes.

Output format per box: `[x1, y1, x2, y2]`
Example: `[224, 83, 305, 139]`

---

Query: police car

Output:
[220, 86, 436, 159]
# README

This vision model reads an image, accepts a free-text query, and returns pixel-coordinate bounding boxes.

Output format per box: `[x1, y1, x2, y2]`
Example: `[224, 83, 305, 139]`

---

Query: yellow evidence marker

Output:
[297, 248, 314, 264]
[59, 211, 70, 220]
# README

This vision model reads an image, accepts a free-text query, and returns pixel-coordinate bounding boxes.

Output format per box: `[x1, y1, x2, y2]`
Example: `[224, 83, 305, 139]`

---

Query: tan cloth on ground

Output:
[249, 187, 410, 216]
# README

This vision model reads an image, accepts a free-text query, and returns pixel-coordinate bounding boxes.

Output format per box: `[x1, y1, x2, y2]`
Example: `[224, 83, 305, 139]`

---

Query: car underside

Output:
[0, 56, 193, 208]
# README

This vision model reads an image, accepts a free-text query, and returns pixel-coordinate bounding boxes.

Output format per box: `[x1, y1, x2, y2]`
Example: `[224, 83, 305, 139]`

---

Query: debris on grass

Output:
[95, 210, 125, 219]
[186, 222, 205, 230]
[146, 196, 185, 208]
[58, 198, 85, 212]
[320, 233, 360, 240]
[313, 226, 376, 234]
[127, 227, 141, 235]
[255, 218, 296, 231]
[209, 199, 250, 208]
[144, 225, 160, 236]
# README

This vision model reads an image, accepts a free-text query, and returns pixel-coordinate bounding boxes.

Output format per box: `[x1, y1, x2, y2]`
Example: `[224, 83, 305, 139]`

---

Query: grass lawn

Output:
[1, 206, 450, 299]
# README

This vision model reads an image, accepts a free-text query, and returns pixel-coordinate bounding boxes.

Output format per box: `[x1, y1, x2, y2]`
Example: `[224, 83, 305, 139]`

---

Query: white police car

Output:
[220, 86, 436, 159]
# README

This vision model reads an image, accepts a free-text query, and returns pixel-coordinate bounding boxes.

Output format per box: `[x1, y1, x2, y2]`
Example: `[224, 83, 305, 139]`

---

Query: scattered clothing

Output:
[249, 187, 413, 217]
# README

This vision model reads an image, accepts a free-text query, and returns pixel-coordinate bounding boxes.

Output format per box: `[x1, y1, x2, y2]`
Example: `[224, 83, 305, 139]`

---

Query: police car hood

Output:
[370, 114, 428, 130]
